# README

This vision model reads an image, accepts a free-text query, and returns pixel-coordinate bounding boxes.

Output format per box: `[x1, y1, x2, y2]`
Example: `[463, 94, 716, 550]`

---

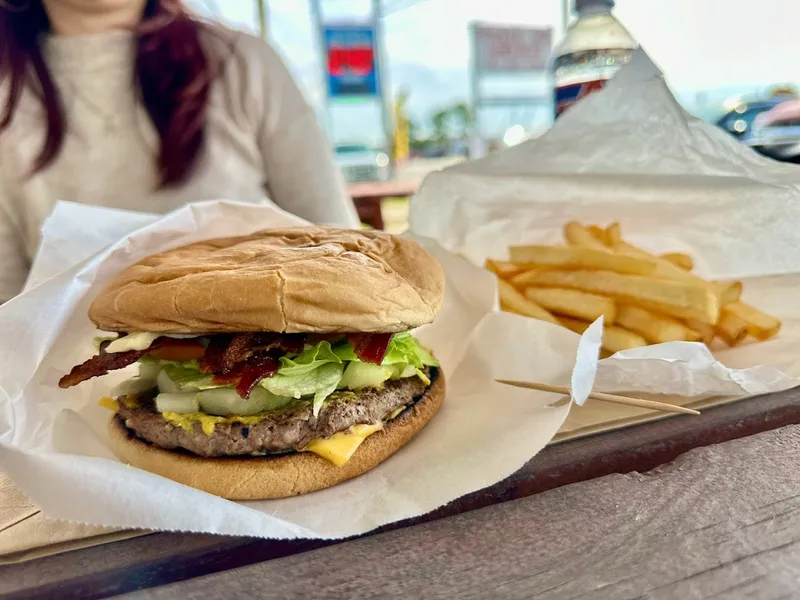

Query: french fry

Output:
[484, 259, 527, 279]
[564, 222, 610, 251]
[497, 280, 559, 324]
[602, 326, 650, 354]
[605, 222, 622, 247]
[617, 240, 726, 302]
[524, 287, 617, 324]
[723, 302, 781, 341]
[660, 252, 694, 271]
[716, 308, 749, 347]
[508, 245, 657, 276]
[559, 316, 649, 354]
[615, 305, 701, 344]
[588, 225, 608, 245]
[558, 316, 590, 335]
[684, 319, 716, 345]
[713, 281, 743, 306]
[513, 269, 720, 325]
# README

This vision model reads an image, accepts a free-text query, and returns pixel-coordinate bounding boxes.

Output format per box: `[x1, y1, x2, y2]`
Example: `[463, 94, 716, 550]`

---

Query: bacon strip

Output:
[59, 338, 210, 389]
[59, 341, 147, 389]
[221, 333, 305, 372]
[199, 334, 233, 374]
[233, 355, 281, 398]
[347, 333, 394, 365]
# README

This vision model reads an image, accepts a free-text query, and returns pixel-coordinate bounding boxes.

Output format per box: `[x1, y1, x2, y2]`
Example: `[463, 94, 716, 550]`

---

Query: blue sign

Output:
[323, 25, 380, 99]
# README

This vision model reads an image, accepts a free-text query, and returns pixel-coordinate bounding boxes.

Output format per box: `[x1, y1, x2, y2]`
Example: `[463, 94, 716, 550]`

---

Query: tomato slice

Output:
[148, 340, 207, 362]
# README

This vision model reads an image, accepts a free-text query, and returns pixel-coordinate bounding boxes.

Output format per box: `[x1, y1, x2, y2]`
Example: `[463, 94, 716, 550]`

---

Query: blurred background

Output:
[188, 0, 800, 230]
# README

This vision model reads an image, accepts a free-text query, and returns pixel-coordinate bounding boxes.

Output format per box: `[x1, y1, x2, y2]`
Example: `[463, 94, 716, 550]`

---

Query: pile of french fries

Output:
[486, 222, 781, 355]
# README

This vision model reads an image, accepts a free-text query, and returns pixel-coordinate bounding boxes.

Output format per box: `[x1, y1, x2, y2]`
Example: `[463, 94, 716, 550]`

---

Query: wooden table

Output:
[348, 181, 417, 230]
[3, 388, 800, 599]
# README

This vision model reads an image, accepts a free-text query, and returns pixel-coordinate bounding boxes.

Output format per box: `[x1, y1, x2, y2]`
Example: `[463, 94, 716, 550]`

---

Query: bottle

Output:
[551, 0, 638, 119]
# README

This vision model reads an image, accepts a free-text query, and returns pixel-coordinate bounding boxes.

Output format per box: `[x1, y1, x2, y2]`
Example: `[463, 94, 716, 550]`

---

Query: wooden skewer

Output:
[495, 380, 701, 416]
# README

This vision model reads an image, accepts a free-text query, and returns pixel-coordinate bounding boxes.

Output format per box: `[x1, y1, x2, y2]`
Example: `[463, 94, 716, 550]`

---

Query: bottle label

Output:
[554, 78, 609, 118]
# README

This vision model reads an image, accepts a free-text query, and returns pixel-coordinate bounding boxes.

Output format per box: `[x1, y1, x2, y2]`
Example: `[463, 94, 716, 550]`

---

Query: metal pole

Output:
[372, 0, 395, 179]
[561, 0, 571, 34]
[308, 0, 333, 138]
[468, 22, 483, 159]
[256, 0, 268, 39]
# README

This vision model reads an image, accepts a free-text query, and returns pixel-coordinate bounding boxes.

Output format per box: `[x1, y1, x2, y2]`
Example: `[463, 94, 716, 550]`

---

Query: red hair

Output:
[0, 0, 217, 186]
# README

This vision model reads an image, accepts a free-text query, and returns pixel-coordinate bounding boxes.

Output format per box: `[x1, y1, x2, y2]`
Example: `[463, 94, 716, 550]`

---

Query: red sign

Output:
[323, 26, 380, 98]
[327, 47, 374, 77]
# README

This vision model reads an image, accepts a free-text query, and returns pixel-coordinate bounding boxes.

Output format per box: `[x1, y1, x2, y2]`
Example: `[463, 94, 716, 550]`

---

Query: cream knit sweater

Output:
[0, 27, 359, 302]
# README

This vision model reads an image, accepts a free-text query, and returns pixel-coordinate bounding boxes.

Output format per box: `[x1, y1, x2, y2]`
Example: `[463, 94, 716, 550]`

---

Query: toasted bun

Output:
[107, 371, 445, 500]
[89, 227, 445, 334]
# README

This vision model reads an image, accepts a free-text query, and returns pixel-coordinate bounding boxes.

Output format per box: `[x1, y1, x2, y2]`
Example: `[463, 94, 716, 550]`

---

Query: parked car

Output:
[716, 96, 800, 162]
[715, 98, 785, 144]
[747, 99, 800, 162]
[334, 143, 390, 183]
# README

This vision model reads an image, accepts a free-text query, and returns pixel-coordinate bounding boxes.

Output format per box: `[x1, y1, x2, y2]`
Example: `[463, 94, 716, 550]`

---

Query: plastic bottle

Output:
[551, 0, 638, 119]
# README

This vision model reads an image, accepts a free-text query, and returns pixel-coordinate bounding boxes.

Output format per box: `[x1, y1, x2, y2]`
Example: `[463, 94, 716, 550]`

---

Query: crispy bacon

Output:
[58, 337, 201, 389]
[221, 333, 305, 372]
[347, 333, 394, 365]
[233, 355, 281, 398]
[199, 334, 233, 374]
[58, 341, 143, 389]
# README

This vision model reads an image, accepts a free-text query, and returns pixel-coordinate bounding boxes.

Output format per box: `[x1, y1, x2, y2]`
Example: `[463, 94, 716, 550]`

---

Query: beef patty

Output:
[116, 370, 435, 457]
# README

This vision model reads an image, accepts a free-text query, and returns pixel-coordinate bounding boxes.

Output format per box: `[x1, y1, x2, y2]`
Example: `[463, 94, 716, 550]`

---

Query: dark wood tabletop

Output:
[3, 387, 800, 599]
[348, 181, 418, 229]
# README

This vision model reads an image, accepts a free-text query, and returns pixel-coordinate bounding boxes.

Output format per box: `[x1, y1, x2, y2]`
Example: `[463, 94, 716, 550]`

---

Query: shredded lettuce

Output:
[278, 342, 342, 374]
[331, 332, 438, 369]
[382, 332, 439, 368]
[262, 362, 344, 417]
[160, 363, 220, 391]
[136, 334, 435, 415]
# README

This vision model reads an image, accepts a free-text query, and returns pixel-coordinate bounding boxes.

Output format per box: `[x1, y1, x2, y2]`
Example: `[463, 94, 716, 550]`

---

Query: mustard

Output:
[161, 412, 272, 436]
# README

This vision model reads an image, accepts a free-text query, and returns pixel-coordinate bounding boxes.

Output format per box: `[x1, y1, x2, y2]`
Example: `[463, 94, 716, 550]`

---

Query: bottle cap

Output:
[574, 0, 614, 13]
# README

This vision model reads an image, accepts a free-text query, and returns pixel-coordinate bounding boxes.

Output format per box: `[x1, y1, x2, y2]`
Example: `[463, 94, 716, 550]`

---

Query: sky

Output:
[192, 0, 800, 143]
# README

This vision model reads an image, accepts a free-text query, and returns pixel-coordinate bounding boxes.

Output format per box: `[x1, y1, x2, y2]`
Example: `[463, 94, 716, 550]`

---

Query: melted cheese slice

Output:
[98, 396, 120, 411]
[304, 423, 383, 467]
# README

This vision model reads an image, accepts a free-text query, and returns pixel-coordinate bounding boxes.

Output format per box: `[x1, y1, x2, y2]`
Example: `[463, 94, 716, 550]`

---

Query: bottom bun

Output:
[107, 370, 445, 500]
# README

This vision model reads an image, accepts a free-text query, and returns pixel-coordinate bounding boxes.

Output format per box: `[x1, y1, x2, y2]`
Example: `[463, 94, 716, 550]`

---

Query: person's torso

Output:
[0, 31, 273, 259]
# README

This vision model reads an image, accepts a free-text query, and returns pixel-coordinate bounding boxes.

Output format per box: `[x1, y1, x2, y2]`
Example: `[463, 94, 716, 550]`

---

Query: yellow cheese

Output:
[304, 423, 383, 467]
[98, 396, 120, 411]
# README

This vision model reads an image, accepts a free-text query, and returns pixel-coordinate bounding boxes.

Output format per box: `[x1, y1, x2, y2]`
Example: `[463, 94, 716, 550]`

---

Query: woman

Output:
[0, 0, 360, 302]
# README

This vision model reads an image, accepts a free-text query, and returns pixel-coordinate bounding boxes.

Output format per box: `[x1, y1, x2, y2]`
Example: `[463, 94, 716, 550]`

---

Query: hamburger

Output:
[59, 227, 445, 500]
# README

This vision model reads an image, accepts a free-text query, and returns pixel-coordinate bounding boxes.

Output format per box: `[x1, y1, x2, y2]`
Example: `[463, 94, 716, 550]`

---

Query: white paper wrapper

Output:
[410, 50, 800, 398]
[0, 200, 602, 539]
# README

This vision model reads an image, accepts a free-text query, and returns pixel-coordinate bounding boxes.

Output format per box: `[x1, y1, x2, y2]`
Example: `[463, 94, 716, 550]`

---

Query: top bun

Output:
[89, 227, 445, 334]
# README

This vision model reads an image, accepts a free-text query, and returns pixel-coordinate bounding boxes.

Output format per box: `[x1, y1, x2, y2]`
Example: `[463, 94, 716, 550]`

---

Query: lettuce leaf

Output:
[262, 362, 344, 417]
[161, 363, 221, 391]
[331, 333, 438, 368]
[278, 341, 342, 374]
[382, 332, 439, 368]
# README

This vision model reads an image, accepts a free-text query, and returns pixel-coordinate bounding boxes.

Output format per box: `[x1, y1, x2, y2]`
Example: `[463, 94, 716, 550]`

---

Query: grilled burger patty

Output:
[116, 370, 435, 457]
